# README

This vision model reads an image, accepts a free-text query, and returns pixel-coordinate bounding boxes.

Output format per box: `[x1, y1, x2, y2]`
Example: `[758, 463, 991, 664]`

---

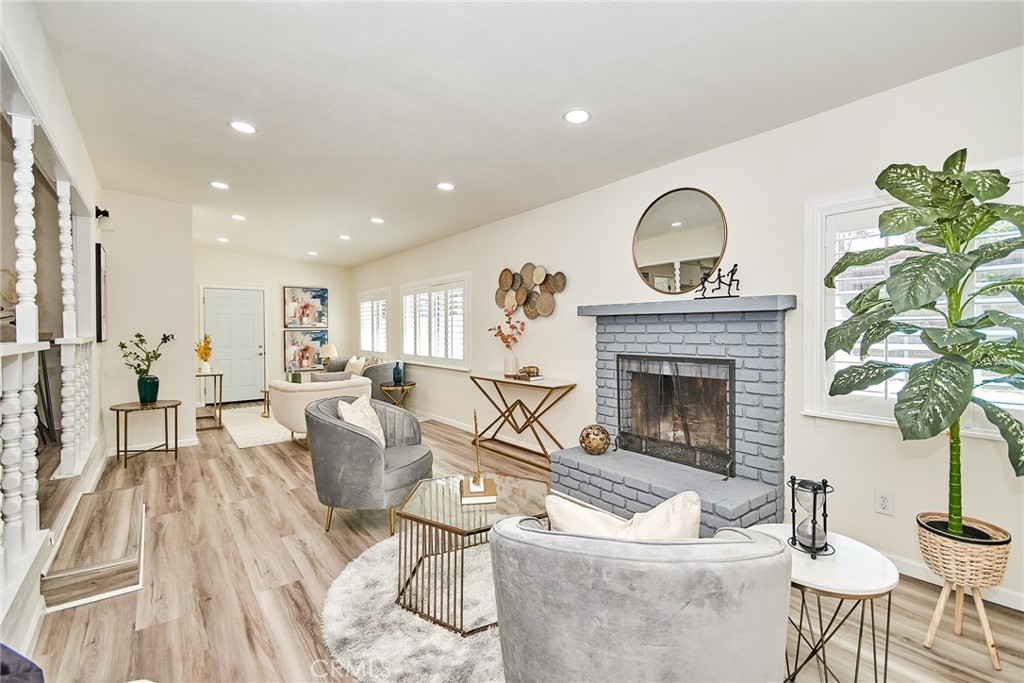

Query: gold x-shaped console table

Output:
[469, 372, 576, 469]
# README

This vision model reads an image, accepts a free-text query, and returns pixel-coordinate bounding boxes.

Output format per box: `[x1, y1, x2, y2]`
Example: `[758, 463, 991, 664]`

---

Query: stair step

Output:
[42, 486, 145, 610]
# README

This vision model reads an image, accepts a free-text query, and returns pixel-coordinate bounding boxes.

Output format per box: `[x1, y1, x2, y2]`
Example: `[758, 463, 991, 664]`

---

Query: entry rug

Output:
[321, 535, 502, 683]
[220, 406, 292, 449]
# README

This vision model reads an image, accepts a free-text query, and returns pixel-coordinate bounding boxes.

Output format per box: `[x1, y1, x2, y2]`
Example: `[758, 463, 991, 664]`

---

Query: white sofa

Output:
[268, 376, 372, 444]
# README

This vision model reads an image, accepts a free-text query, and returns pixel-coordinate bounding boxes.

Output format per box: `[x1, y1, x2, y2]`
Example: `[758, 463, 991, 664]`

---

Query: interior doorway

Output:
[201, 286, 266, 403]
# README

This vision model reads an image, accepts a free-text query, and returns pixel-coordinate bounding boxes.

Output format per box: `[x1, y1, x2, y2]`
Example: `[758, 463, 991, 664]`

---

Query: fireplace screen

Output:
[616, 355, 735, 477]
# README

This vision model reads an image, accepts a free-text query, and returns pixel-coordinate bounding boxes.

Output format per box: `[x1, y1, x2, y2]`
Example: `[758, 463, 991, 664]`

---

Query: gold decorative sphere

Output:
[579, 424, 610, 455]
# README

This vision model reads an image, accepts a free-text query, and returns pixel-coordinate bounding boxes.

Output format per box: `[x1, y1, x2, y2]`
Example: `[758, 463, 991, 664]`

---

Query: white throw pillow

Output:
[346, 355, 368, 376]
[337, 395, 385, 447]
[546, 490, 701, 540]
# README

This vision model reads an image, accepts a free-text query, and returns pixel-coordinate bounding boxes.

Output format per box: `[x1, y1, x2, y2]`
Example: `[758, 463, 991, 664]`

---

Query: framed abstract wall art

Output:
[285, 329, 329, 371]
[284, 286, 328, 328]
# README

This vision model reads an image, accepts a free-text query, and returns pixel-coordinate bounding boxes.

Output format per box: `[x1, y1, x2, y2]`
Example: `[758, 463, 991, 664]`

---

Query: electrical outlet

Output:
[874, 489, 894, 516]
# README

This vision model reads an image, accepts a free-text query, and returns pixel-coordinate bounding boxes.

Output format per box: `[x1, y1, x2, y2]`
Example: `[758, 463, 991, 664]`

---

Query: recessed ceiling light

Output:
[563, 109, 591, 124]
[230, 214, 246, 221]
[230, 121, 257, 134]
[209, 181, 230, 190]
[436, 182, 455, 191]
[369, 217, 384, 224]
[216, 237, 229, 243]
[307, 251, 318, 256]
[671, 221, 682, 227]
[338, 234, 351, 240]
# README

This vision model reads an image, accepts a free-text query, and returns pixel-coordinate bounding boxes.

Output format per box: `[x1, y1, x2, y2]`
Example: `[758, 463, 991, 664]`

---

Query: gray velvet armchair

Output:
[490, 518, 792, 683]
[304, 396, 432, 533]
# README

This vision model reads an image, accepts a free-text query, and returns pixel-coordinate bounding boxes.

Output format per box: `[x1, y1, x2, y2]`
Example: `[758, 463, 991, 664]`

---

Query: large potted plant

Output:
[823, 149, 1023, 666]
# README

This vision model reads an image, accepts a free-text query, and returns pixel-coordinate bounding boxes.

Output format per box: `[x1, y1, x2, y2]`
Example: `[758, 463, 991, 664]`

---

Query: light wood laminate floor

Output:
[32, 419, 1023, 682]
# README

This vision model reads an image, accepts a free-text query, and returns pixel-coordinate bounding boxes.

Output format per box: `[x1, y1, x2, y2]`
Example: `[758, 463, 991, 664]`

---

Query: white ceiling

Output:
[32, 2, 1024, 267]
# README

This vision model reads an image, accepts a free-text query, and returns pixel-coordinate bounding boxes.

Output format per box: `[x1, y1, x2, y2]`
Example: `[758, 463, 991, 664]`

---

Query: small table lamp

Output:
[320, 344, 338, 368]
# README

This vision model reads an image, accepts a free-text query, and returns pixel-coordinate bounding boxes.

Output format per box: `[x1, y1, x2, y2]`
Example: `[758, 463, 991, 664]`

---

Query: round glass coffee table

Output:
[395, 473, 548, 636]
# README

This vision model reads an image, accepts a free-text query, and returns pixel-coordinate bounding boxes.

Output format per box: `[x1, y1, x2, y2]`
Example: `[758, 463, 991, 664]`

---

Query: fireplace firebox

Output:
[616, 354, 735, 477]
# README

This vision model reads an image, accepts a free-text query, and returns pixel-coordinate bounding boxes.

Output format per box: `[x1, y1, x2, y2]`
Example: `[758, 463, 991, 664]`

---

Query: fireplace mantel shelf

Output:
[577, 295, 796, 317]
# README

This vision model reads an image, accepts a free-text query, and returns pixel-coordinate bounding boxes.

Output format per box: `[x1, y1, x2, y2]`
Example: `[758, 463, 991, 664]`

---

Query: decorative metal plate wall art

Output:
[495, 262, 567, 317]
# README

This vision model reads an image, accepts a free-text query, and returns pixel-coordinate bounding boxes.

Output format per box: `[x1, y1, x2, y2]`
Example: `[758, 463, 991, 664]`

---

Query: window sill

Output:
[402, 360, 472, 373]
[802, 408, 1003, 442]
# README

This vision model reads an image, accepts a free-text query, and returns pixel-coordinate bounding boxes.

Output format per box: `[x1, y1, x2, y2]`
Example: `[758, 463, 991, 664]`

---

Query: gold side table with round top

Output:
[109, 399, 180, 468]
[380, 381, 415, 407]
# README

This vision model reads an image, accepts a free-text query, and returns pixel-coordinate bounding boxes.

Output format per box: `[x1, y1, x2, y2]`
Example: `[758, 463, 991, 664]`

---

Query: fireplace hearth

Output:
[616, 355, 735, 477]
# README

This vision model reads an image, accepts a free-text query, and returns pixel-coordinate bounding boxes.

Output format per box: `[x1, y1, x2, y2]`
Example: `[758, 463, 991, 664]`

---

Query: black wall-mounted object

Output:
[95, 206, 110, 219]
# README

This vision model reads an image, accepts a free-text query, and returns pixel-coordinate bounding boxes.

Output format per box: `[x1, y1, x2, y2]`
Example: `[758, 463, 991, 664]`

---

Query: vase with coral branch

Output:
[489, 308, 526, 377]
[195, 333, 213, 373]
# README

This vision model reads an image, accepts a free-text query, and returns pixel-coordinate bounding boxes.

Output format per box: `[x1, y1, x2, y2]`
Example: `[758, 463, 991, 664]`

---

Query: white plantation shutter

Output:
[358, 289, 389, 354]
[400, 274, 470, 368]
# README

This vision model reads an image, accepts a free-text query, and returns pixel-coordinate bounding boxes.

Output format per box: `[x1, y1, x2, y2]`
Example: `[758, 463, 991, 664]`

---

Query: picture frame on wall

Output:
[95, 243, 107, 342]
[284, 286, 328, 328]
[285, 329, 329, 371]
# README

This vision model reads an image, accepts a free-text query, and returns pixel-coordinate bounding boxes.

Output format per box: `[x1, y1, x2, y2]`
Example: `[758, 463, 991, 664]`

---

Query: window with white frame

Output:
[400, 273, 469, 369]
[804, 165, 1024, 434]
[359, 288, 389, 355]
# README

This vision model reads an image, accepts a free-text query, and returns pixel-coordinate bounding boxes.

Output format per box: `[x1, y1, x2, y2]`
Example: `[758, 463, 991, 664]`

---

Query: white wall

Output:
[99, 191, 196, 450]
[192, 247, 354, 384]
[353, 48, 1024, 606]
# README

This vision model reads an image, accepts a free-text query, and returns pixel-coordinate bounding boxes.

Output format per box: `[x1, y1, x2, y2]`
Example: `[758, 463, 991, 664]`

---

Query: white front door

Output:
[202, 287, 266, 402]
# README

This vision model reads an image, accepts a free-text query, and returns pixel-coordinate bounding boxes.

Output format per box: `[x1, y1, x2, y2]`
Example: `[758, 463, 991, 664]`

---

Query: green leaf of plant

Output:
[942, 149, 967, 175]
[829, 361, 909, 396]
[846, 283, 885, 315]
[955, 312, 997, 330]
[977, 375, 1024, 390]
[886, 253, 975, 313]
[968, 237, 1024, 267]
[956, 170, 1011, 202]
[969, 341, 1024, 374]
[824, 303, 896, 359]
[824, 246, 924, 288]
[894, 356, 974, 440]
[977, 278, 1024, 306]
[986, 203, 1024, 234]
[970, 398, 1024, 476]
[987, 310, 1024, 346]
[916, 225, 947, 248]
[878, 207, 941, 237]
[921, 326, 984, 348]
[950, 203, 999, 243]
[859, 321, 920, 359]
[876, 163, 939, 208]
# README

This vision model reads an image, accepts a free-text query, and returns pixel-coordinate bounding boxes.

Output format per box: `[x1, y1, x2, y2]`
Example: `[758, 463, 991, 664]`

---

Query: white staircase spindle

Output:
[12, 115, 38, 344]
[19, 353, 39, 538]
[1, 361, 24, 566]
[57, 180, 77, 339]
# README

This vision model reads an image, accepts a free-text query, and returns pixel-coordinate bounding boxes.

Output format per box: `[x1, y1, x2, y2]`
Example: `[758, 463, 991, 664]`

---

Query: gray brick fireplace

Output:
[554, 295, 797, 536]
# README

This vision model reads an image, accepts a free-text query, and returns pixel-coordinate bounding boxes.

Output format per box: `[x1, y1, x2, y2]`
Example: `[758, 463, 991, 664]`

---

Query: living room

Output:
[1, 2, 1023, 682]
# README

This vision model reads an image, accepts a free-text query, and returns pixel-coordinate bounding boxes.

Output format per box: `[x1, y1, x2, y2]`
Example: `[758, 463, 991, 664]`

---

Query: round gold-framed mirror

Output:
[632, 188, 727, 295]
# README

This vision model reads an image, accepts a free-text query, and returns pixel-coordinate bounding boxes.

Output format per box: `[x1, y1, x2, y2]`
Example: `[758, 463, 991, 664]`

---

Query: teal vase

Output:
[137, 375, 159, 404]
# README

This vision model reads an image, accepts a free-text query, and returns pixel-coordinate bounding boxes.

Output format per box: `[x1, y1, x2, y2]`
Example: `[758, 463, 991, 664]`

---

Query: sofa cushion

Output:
[311, 370, 353, 383]
[546, 490, 701, 540]
[346, 355, 368, 375]
[337, 394, 385, 447]
[384, 444, 434, 493]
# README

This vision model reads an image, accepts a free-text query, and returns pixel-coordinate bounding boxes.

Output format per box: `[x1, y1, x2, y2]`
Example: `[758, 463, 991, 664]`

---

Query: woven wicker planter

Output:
[916, 512, 1011, 588]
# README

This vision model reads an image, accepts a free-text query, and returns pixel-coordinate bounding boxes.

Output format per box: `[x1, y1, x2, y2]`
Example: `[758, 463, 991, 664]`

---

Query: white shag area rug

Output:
[321, 535, 503, 683]
[220, 406, 292, 448]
